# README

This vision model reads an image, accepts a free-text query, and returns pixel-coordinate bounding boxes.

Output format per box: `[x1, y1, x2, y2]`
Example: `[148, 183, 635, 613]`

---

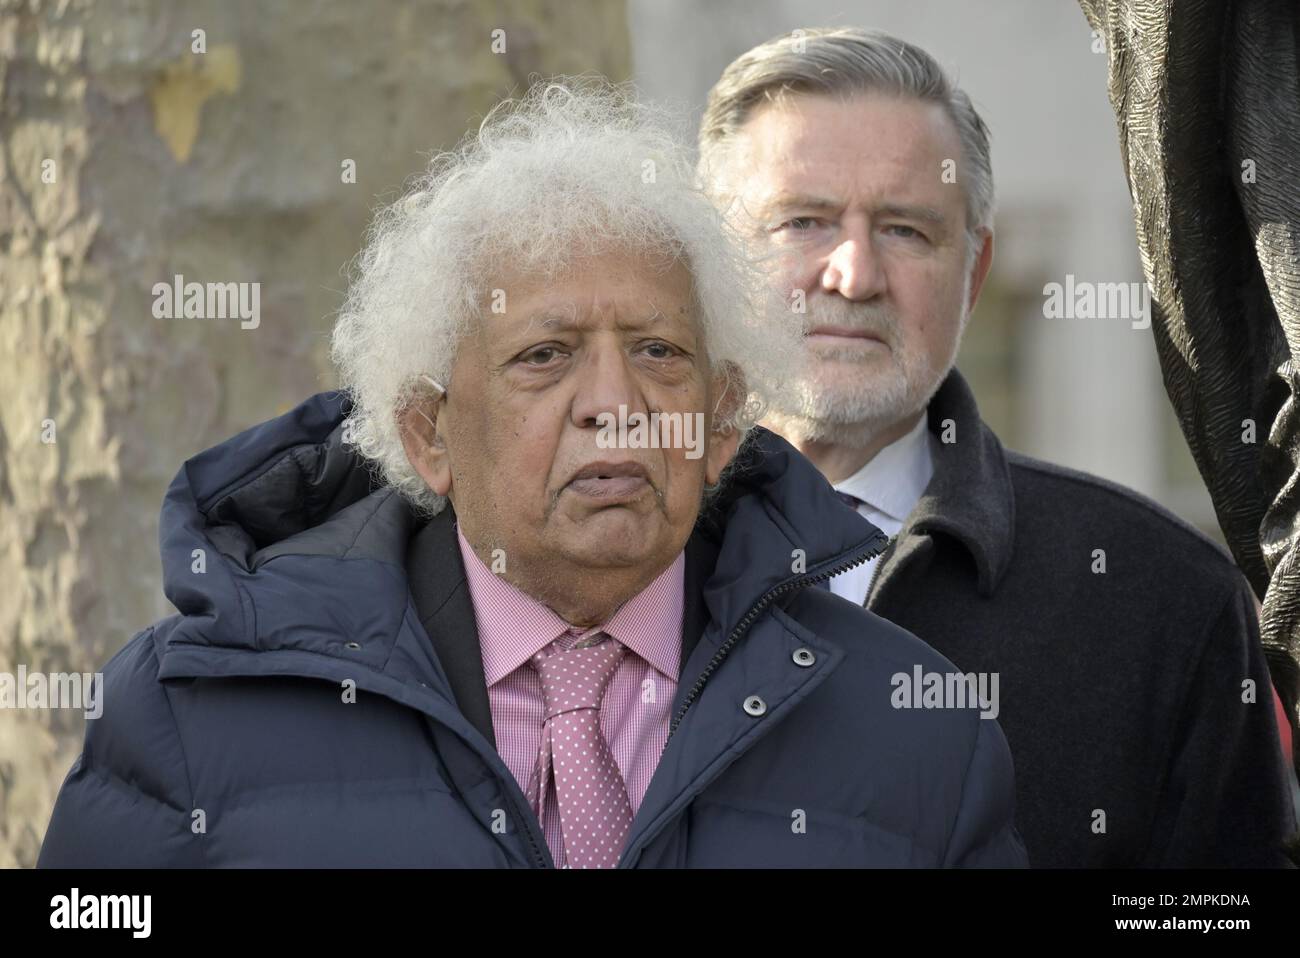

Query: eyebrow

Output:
[761, 193, 949, 226]
[760, 192, 843, 215]
[878, 203, 948, 225]
[529, 310, 666, 331]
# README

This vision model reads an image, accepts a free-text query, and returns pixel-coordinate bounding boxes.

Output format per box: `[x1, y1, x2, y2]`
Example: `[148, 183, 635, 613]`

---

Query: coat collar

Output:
[909, 368, 1017, 596]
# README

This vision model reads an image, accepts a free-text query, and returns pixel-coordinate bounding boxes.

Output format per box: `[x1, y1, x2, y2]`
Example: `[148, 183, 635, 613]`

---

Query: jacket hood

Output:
[157, 391, 885, 666]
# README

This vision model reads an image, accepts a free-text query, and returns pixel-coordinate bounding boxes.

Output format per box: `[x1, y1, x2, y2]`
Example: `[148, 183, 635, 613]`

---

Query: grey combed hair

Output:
[699, 27, 995, 256]
[331, 78, 795, 515]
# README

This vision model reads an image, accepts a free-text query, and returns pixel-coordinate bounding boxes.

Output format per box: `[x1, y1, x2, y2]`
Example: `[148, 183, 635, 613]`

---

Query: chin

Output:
[561, 510, 664, 569]
[568, 542, 658, 572]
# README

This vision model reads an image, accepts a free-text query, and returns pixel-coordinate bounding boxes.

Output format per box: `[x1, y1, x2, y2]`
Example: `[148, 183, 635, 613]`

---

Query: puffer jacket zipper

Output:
[864, 534, 899, 607]
[667, 531, 890, 740]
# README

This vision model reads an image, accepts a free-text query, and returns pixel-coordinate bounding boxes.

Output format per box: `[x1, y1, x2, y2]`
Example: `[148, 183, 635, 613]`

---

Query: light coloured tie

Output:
[530, 632, 633, 868]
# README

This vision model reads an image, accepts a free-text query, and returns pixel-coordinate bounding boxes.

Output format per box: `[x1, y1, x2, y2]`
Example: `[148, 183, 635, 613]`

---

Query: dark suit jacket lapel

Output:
[405, 507, 498, 750]
[680, 527, 719, 676]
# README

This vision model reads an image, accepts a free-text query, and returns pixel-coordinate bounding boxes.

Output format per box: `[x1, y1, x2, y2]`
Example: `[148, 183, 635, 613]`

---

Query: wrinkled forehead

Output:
[727, 93, 965, 209]
[473, 248, 704, 341]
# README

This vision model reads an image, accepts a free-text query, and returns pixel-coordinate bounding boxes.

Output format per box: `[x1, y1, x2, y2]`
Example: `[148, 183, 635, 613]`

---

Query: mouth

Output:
[565, 461, 652, 502]
[805, 325, 887, 344]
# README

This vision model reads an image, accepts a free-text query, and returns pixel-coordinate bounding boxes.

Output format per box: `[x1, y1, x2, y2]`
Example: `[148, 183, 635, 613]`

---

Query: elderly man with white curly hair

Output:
[39, 81, 1026, 869]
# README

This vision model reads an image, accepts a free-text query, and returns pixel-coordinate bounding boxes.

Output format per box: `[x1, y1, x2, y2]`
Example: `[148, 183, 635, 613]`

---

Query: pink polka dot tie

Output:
[530, 632, 633, 869]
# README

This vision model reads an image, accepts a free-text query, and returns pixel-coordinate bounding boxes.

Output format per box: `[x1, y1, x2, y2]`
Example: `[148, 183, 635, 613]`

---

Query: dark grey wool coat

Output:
[862, 369, 1296, 867]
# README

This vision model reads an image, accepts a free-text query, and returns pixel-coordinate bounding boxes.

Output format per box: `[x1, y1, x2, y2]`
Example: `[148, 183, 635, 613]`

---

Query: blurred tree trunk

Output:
[0, 0, 629, 868]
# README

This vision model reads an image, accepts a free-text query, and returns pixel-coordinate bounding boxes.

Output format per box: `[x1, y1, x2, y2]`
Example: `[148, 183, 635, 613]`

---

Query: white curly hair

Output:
[331, 78, 796, 514]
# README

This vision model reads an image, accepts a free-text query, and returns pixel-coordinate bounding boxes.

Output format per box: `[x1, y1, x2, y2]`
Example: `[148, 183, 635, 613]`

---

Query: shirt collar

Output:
[455, 526, 684, 686]
[833, 410, 935, 522]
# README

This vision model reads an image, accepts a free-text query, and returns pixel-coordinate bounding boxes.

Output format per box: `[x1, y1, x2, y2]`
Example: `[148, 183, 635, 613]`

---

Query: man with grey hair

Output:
[38, 81, 1026, 868]
[700, 27, 1296, 867]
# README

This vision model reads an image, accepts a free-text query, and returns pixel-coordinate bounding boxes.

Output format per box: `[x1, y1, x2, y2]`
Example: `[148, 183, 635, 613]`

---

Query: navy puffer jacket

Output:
[38, 393, 1028, 868]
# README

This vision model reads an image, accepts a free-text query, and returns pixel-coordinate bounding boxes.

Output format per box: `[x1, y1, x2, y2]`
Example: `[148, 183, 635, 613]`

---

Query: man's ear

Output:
[398, 394, 452, 497]
[966, 228, 995, 314]
[705, 364, 744, 485]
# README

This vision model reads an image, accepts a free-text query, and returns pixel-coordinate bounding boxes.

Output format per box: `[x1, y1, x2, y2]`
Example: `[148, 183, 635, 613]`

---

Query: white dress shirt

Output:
[827, 412, 938, 606]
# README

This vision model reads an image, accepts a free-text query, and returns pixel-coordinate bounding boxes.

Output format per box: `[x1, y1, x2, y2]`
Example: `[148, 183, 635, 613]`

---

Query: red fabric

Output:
[1272, 685, 1293, 761]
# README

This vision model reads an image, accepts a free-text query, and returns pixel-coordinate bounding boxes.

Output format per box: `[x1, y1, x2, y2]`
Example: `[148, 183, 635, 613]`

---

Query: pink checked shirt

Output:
[455, 527, 683, 868]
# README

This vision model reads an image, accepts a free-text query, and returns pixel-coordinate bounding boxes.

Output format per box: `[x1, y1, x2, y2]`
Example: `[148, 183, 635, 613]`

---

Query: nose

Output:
[570, 336, 647, 430]
[821, 222, 887, 301]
